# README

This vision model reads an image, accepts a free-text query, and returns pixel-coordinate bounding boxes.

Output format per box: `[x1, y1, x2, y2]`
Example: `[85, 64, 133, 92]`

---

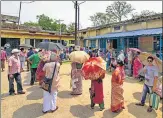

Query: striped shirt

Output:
[8, 55, 21, 74]
[0, 50, 7, 60]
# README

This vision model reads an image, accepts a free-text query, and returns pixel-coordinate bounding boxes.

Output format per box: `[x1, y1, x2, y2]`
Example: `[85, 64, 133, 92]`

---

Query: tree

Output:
[67, 22, 75, 33]
[131, 10, 157, 19]
[24, 21, 39, 27]
[23, 14, 67, 32]
[90, 12, 116, 26]
[36, 14, 53, 30]
[106, 1, 135, 22]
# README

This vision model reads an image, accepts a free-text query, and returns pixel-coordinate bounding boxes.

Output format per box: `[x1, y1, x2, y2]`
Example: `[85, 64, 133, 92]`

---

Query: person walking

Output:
[1, 47, 7, 71]
[8, 49, 25, 95]
[70, 46, 83, 95]
[27, 49, 40, 85]
[27, 48, 34, 71]
[111, 59, 125, 113]
[42, 52, 60, 113]
[89, 74, 105, 111]
[133, 52, 143, 79]
[135, 56, 159, 112]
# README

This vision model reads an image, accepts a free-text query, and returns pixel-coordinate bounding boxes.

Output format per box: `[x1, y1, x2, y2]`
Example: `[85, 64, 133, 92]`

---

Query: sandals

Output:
[70, 93, 82, 95]
[100, 108, 105, 111]
[147, 107, 153, 112]
[42, 111, 48, 114]
[112, 109, 121, 113]
[135, 103, 144, 106]
[42, 106, 59, 114]
[51, 106, 59, 113]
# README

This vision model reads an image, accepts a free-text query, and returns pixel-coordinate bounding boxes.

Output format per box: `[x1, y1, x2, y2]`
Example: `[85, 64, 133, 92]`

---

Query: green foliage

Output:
[23, 14, 68, 32]
[67, 22, 75, 33]
[24, 21, 39, 26]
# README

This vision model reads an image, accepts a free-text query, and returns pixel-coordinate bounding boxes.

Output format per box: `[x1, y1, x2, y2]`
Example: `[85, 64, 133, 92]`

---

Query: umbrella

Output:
[82, 57, 106, 80]
[19, 44, 32, 48]
[138, 52, 162, 73]
[69, 51, 90, 63]
[128, 48, 141, 53]
[37, 42, 65, 51]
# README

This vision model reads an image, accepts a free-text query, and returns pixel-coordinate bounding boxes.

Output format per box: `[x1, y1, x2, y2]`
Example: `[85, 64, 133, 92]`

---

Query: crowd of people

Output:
[0, 45, 161, 114]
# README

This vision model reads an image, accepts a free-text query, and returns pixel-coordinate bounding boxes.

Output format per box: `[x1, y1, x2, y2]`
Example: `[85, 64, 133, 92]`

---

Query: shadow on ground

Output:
[26, 86, 43, 100]
[133, 92, 162, 104]
[127, 103, 157, 118]
[57, 91, 78, 99]
[102, 109, 121, 118]
[12, 103, 43, 118]
[70, 105, 95, 118]
[133, 92, 142, 101]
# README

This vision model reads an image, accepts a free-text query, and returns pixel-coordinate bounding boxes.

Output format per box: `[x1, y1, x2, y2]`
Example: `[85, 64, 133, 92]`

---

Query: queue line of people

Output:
[2, 46, 161, 114]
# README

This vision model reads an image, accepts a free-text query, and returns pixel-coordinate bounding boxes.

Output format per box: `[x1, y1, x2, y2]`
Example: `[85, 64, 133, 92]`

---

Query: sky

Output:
[1, 1, 162, 29]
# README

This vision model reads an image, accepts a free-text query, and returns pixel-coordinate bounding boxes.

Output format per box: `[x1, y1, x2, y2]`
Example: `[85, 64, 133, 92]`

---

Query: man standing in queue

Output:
[27, 49, 40, 85]
[8, 49, 25, 95]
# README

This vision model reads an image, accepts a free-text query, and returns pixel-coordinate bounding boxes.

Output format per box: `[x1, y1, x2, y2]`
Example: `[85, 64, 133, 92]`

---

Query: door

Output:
[99, 39, 106, 49]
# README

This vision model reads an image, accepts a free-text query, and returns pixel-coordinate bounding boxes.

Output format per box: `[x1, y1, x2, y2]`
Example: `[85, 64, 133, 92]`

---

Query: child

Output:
[89, 74, 105, 111]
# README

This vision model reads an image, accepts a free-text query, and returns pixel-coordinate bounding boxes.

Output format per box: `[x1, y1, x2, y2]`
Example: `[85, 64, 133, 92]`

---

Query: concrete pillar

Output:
[25, 39, 30, 45]
[20, 37, 25, 44]
[34, 39, 36, 48]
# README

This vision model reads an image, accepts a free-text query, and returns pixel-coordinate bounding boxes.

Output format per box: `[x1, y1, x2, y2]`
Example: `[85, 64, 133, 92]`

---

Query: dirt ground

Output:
[1, 63, 162, 118]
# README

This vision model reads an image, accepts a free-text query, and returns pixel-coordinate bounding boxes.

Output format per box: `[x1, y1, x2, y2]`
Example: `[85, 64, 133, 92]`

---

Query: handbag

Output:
[149, 92, 160, 110]
[41, 63, 57, 93]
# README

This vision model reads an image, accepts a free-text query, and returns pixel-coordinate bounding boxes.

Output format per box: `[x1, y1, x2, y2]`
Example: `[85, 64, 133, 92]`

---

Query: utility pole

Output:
[72, 1, 85, 46]
[17, 1, 34, 30]
[75, 1, 78, 45]
[56, 19, 64, 44]
[18, 1, 22, 29]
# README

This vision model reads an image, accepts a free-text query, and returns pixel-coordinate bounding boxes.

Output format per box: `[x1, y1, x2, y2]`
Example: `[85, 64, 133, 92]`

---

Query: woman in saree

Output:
[42, 52, 60, 113]
[90, 73, 105, 111]
[133, 52, 143, 79]
[111, 59, 125, 113]
[36, 50, 51, 85]
[70, 46, 84, 95]
[70, 62, 83, 95]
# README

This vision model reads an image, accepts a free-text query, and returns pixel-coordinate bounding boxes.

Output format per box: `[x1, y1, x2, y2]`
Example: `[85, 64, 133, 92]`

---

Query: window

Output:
[114, 26, 121, 31]
[90, 40, 96, 48]
[128, 37, 138, 48]
[154, 36, 161, 52]
[83, 32, 86, 34]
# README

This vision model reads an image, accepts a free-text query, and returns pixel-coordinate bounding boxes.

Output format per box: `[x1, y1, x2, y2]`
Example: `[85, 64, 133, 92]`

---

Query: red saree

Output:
[111, 66, 125, 112]
[36, 60, 46, 85]
[91, 79, 104, 104]
[133, 57, 143, 78]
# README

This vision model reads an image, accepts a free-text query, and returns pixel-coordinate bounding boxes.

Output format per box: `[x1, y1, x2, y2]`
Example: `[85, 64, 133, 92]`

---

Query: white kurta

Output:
[42, 62, 60, 112]
[43, 90, 57, 112]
